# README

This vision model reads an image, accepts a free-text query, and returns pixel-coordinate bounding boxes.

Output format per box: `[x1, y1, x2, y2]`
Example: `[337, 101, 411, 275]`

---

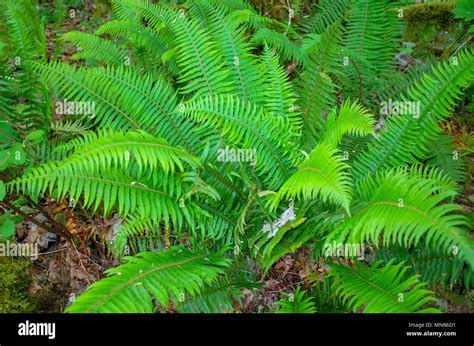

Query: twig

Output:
[38, 247, 68, 256]
[1, 199, 72, 241]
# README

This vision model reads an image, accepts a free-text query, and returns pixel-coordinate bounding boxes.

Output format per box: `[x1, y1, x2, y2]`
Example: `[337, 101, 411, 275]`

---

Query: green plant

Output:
[0, 0, 473, 314]
[275, 286, 316, 313]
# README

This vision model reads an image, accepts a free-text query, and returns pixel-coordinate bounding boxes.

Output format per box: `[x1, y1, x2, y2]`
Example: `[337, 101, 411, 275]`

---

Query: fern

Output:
[176, 275, 255, 313]
[66, 247, 231, 313]
[259, 46, 301, 133]
[425, 135, 466, 184]
[251, 28, 302, 63]
[319, 99, 375, 148]
[0, 0, 49, 136]
[298, 21, 345, 148]
[9, 131, 201, 228]
[60, 31, 128, 66]
[342, 0, 401, 101]
[325, 167, 474, 269]
[275, 286, 317, 313]
[298, 0, 350, 35]
[353, 49, 474, 180]
[272, 143, 352, 213]
[125, 0, 234, 98]
[330, 261, 440, 313]
[377, 244, 473, 289]
[186, 0, 262, 105]
[95, 20, 177, 75]
[113, 214, 162, 257]
[179, 94, 297, 189]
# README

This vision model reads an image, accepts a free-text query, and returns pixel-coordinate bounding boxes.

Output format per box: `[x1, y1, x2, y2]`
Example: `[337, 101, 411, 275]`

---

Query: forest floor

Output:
[3, 0, 472, 313]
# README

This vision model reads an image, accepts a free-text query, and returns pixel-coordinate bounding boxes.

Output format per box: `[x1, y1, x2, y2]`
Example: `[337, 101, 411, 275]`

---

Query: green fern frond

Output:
[113, 215, 161, 257]
[353, 49, 474, 180]
[425, 136, 466, 184]
[259, 46, 301, 133]
[187, 0, 263, 105]
[60, 31, 128, 66]
[9, 132, 201, 227]
[326, 167, 474, 268]
[251, 28, 303, 63]
[65, 246, 231, 313]
[178, 94, 297, 189]
[176, 275, 253, 313]
[0, 1, 49, 136]
[377, 245, 471, 289]
[51, 120, 90, 138]
[33, 61, 198, 148]
[124, 0, 234, 98]
[299, 0, 350, 35]
[0, 0, 45, 60]
[343, 0, 401, 100]
[54, 130, 199, 174]
[298, 21, 344, 149]
[275, 286, 316, 313]
[52, 0, 67, 31]
[330, 260, 440, 313]
[272, 143, 352, 213]
[319, 100, 375, 148]
[95, 20, 177, 74]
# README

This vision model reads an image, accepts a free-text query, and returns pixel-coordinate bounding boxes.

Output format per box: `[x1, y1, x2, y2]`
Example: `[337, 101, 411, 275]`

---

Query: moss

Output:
[402, 2, 459, 57]
[0, 256, 37, 312]
[404, 2, 456, 25]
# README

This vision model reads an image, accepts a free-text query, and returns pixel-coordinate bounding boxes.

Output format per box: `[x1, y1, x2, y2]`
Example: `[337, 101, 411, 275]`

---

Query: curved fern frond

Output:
[9, 132, 201, 227]
[33, 62, 198, 148]
[275, 286, 316, 313]
[65, 246, 231, 313]
[319, 100, 375, 148]
[326, 167, 474, 268]
[272, 143, 352, 213]
[55, 130, 200, 174]
[330, 260, 440, 313]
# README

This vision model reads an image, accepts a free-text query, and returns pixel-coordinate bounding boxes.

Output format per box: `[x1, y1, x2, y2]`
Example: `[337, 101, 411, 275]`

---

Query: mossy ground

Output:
[0, 256, 37, 313]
